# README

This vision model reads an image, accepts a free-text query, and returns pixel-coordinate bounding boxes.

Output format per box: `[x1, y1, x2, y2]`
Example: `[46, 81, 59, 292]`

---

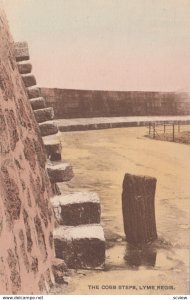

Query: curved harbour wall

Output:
[40, 87, 190, 119]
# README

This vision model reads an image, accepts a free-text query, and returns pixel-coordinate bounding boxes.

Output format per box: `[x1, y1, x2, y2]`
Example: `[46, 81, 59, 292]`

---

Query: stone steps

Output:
[34, 107, 54, 123]
[51, 192, 101, 226]
[14, 41, 30, 62]
[15, 41, 106, 272]
[22, 74, 37, 87]
[30, 97, 47, 110]
[44, 139, 62, 161]
[17, 62, 32, 74]
[27, 86, 41, 99]
[47, 162, 74, 183]
[16, 55, 62, 161]
[39, 121, 59, 137]
[53, 224, 105, 270]
[52, 258, 68, 284]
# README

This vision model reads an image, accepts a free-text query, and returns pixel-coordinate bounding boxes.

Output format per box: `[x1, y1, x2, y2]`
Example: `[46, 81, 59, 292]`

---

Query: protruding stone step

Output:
[53, 224, 105, 269]
[39, 121, 58, 137]
[14, 41, 29, 62]
[51, 258, 68, 284]
[17, 62, 32, 74]
[51, 192, 101, 226]
[42, 132, 61, 143]
[22, 74, 37, 87]
[30, 97, 46, 110]
[27, 86, 40, 99]
[47, 162, 74, 183]
[44, 140, 62, 161]
[34, 107, 54, 123]
[122, 173, 157, 245]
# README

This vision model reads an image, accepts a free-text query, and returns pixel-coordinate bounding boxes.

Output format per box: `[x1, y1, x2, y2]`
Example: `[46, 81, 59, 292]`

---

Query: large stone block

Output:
[47, 162, 74, 183]
[30, 97, 46, 110]
[51, 192, 101, 226]
[39, 121, 58, 136]
[51, 258, 67, 284]
[22, 74, 36, 87]
[34, 107, 54, 123]
[17, 62, 32, 74]
[27, 87, 40, 99]
[53, 224, 105, 269]
[122, 173, 157, 245]
[14, 41, 29, 62]
[44, 140, 62, 161]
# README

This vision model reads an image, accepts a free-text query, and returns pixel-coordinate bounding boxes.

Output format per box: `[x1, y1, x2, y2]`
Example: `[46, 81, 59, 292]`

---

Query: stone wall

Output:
[0, 8, 106, 294]
[40, 88, 190, 119]
[0, 8, 55, 294]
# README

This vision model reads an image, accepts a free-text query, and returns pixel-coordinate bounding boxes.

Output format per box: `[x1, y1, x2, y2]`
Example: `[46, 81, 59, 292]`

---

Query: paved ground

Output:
[56, 115, 190, 131]
[53, 127, 190, 295]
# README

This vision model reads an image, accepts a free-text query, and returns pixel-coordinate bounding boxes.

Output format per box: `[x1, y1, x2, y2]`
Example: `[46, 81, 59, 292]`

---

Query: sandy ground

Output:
[53, 127, 190, 295]
[148, 130, 190, 145]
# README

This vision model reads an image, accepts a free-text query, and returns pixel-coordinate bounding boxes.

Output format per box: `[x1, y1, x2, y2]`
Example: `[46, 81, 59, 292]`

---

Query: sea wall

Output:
[0, 8, 55, 294]
[40, 88, 190, 119]
[0, 8, 106, 294]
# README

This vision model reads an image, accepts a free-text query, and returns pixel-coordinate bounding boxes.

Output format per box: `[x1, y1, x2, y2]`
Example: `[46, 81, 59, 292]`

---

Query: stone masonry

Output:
[0, 7, 106, 294]
[40, 87, 190, 119]
[15, 43, 106, 271]
[0, 8, 55, 294]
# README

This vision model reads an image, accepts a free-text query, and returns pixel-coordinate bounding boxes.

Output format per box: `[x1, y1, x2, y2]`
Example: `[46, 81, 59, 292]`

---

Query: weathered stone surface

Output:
[27, 87, 40, 99]
[22, 74, 36, 87]
[53, 224, 105, 269]
[44, 268, 54, 290]
[18, 230, 30, 272]
[7, 249, 21, 293]
[40, 87, 190, 118]
[51, 192, 101, 226]
[52, 258, 67, 284]
[5, 109, 19, 151]
[33, 138, 46, 169]
[51, 183, 62, 196]
[47, 162, 74, 183]
[44, 140, 62, 161]
[0, 257, 7, 292]
[39, 121, 58, 136]
[0, 12, 55, 293]
[14, 41, 29, 62]
[34, 107, 54, 123]
[122, 173, 157, 245]
[0, 109, 9, 154]
[23, 137, 36, 170]
[23, 209, 33, 253]
[1, 166, 22, 222]
[30, 97, 46, 110]
[38, 274, 46, 293]
[17, 62, 32, 74]
[34, 215, 48, 262]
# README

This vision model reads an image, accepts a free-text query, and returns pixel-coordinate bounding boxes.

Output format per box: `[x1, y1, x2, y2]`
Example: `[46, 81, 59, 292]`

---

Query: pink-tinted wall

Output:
[0, 8, 55, 294]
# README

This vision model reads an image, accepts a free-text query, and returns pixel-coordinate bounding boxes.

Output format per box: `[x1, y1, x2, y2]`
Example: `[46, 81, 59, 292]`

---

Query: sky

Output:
[2, 0, 190, 91]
